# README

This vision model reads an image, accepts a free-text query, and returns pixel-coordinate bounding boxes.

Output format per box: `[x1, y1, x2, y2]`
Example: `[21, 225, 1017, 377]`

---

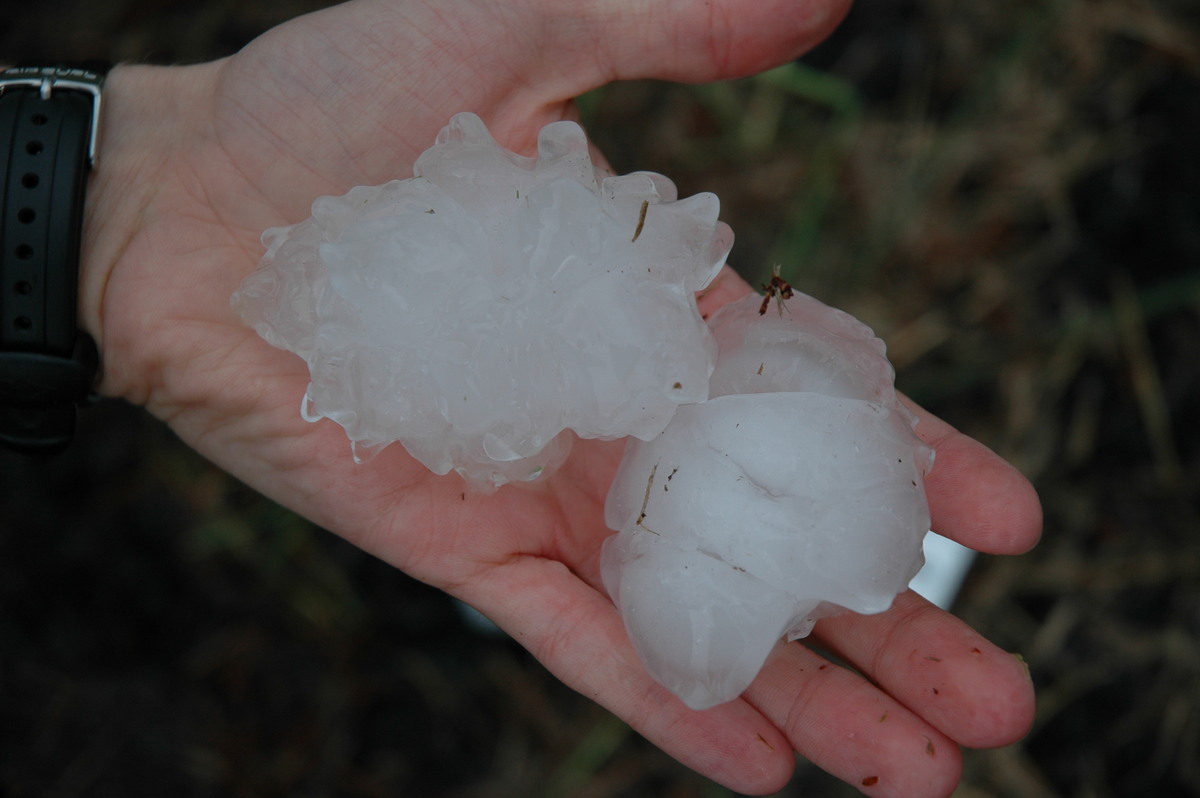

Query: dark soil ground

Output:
[3, 1, 1199, 796]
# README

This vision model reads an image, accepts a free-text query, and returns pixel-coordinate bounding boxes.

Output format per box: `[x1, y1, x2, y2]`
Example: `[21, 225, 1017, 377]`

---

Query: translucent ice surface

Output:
[602, 293, 934, 710]
[232, 113, 732, 487]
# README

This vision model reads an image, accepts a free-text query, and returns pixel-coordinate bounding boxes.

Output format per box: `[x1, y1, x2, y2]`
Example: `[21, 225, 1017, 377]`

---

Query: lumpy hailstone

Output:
[601, 293, 934, 710]
[232, 113, 732, 487]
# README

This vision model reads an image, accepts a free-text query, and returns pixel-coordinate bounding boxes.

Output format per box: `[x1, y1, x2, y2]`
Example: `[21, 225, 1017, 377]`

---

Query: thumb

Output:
[569, 0, 851, 85]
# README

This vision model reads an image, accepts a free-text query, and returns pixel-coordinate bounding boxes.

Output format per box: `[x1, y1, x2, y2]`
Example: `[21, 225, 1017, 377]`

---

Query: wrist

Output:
[78, 62, 220, 397]
[78, 65, 169, 376]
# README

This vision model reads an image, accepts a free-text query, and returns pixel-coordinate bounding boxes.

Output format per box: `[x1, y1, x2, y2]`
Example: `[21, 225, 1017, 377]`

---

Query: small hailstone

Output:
[232, 113, 732, 488]
[601, 292, 934, 710]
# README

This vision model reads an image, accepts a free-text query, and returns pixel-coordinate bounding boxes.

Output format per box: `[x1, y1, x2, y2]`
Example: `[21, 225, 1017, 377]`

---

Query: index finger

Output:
[904, 397, 1042, 555]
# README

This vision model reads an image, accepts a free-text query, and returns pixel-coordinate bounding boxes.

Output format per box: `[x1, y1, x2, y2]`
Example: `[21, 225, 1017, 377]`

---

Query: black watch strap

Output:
[0, 65, 105, 454]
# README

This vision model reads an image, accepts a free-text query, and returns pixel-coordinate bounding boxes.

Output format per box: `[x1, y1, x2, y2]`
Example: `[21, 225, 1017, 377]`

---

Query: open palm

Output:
[79, 0, 1041, 794]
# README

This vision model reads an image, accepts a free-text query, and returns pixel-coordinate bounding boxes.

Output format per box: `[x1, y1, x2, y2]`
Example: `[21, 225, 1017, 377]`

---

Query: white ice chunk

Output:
[909, 531, 977, 610]
[232, 113, 732, 488]
[707, 289, 900, 404]
[602, 293, 934, 709]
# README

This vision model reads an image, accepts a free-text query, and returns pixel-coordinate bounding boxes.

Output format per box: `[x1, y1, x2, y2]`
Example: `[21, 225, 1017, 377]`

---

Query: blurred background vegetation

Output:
[3, 1, 1198, 795]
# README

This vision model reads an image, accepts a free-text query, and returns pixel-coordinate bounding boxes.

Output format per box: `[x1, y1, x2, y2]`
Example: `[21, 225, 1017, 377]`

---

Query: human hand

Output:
[78, 0, 1040, 794]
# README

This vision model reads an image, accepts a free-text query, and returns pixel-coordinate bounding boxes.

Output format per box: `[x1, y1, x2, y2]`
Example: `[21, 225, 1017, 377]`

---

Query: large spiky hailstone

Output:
[232, 113, 733, 488]
[601, 292, 934, 710]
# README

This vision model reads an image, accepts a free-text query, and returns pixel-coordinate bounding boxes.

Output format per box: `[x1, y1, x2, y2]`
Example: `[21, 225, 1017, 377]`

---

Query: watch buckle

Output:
[0, 65, 104, 166]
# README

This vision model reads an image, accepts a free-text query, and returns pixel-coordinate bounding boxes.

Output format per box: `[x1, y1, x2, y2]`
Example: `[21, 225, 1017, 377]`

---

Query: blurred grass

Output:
[4, 0, 1200, 796]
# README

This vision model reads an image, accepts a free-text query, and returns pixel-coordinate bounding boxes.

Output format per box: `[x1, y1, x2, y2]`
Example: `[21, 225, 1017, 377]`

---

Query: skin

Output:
[73, 0, 1042, 794]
